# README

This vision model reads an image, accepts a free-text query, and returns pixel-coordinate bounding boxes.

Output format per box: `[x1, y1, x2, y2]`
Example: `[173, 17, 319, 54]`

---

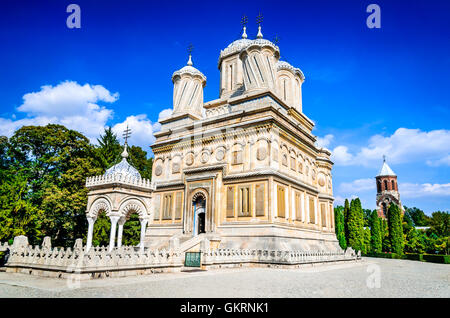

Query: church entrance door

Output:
[192, 194, 206, 236]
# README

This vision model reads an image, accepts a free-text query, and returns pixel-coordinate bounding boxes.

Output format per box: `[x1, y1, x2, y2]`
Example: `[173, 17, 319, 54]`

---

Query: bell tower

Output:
[375, 156, 403, 219]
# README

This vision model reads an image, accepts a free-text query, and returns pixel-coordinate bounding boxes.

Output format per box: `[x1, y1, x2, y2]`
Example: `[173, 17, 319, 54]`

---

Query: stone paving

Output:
[0, 257, 448, 297]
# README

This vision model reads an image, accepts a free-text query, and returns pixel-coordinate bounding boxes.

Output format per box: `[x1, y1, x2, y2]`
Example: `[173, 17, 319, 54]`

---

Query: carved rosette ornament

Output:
[155, 165, 163, 176]
[201, 151, 210, 163]
[185, 153, 194, 166]
[172, 162, 180, 174]
[256, 147, 267, 161]
[215, 148, 225, 161]
[318, 175, 325, 187]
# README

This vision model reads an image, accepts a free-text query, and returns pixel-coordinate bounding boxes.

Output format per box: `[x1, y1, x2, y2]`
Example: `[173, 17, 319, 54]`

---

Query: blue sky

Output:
[0, 0, 449, 214]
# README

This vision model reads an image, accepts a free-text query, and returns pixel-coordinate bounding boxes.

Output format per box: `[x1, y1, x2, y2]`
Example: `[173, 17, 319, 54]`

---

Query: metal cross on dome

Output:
[273, 34, 280, 45]
[256, 12, 263, 26]
[123, 125, 131, 145]
[187, 43, 194, 55]
[241, 15, 248, 27]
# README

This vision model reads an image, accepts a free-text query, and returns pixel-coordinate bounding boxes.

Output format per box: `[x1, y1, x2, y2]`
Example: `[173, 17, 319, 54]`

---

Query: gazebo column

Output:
[108, 215, 120, 252]
[85, 216, 96, 252]
[117, 217, 126, 248]
[139, 218, 148, 251]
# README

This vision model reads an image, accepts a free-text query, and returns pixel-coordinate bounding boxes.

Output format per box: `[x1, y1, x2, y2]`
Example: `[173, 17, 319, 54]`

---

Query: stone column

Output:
[108, 215, 120, 252]
[86, 216, 96, 252]
[117, 217, 126, 248]
[139, 218, 148, 251]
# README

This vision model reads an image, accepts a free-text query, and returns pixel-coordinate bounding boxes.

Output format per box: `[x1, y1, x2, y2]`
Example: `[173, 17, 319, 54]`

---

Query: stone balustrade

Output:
[201, 247, 357, 267]
[0, 241, 10, 252]
[85, 174, 155, 190]
[6, 244, 183, 274]
[3, 236, 358, 279]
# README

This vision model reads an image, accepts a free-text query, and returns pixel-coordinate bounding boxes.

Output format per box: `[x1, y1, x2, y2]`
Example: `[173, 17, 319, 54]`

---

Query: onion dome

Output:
[218, 27, 280, 67]
[104, 144, 141, 179]
[172, 54, 206, 83]
[219, 38, 253, 61]
[277, 60, 305, 81]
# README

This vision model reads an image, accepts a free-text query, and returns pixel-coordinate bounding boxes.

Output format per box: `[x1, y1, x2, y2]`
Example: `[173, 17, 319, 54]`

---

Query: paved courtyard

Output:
[0, 257, 448, 297]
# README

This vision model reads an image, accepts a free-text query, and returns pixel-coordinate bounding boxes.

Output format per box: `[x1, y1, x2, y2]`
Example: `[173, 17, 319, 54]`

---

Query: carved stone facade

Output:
[147, 25, 339, 253]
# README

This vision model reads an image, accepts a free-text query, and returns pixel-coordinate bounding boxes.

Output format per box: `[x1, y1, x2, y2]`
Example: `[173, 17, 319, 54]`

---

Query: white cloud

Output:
[316, 134, 334, 148]
[400, 182, 450, 198]
[331, 145, 354, 165]
[0, 81, 118, 142]
[426, 154, 450, 167]
[331, 128, 450, 167]
[112, 114, 160, 152]
[158, 108, 173, 121]
[339, 178, 375, 193]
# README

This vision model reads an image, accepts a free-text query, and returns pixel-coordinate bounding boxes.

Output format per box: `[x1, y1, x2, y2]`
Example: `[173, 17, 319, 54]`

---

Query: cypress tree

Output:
[363, 227, 371, 254]
[334, 206, 347, 249]
[369, 210, 382, 254]
[381, 218, 390, 252]
[347, 199, 363, 251]
[343, 199, 350, 245]
[388, 203, 404, 255]
[354, 198, 365, 252]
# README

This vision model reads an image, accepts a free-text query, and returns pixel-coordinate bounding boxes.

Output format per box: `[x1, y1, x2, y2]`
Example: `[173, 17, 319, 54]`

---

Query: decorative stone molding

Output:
[89, 198, 111, 218]
[119, 199, 149, 220]
[86, 174, 153, 190]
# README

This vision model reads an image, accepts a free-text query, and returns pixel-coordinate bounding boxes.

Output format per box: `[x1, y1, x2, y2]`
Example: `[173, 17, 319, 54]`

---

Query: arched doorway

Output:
[192, 193, 206, 236]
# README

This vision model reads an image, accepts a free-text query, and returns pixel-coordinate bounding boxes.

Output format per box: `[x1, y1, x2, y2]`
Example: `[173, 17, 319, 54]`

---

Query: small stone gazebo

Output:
[85, 141, 154, 251]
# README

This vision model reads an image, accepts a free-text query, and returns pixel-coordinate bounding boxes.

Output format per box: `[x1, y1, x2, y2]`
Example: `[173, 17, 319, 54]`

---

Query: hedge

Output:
[363, 252, 449, 264]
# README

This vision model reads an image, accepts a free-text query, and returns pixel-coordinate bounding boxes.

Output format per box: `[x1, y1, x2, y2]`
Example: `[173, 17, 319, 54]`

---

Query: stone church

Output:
[84, 22, 340, 254]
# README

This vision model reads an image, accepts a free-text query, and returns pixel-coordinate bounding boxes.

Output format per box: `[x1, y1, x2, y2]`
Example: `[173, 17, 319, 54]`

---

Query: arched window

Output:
[391, 180, 396, 191]
[384, 180, 388, 191]
[377, 181, 381, 193]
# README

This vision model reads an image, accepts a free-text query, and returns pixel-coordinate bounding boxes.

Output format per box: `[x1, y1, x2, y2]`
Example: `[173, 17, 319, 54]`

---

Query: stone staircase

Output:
[176, 233, 206, 253]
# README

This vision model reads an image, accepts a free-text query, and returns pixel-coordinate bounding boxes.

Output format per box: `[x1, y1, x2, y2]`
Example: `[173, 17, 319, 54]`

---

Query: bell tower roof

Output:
[377, 156, 396, 177]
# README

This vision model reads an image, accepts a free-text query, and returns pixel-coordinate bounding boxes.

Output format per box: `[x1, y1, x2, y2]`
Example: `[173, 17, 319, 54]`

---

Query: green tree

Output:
[334, 206, 347, 249]
[92, 212, 110, 247]
[380, 218, 390, 252]
[363, 227, 371, 254]
[0, 172, 43, 244]
[129, 146, 153, 180]
[7, 124, 101, 246]
[96, 126, 121, 171]
[388, 203, 404, 255]
[343, 199, 350, 245]
[347, 198, 364, 252]
[369, 211, 382, 254]
[405, 228, 425, 254]
[122, 213, 141, 246]
[429, 211, 449, 237]
[362, 209, 372, 227]
[404, 206, 431, 226]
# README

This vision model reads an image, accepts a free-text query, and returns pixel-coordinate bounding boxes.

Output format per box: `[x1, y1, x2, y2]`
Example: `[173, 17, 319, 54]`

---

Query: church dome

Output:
[277, 60, 305, 81]
[104, 146, 141, 180]
[172, 55, 206, 83]
[219, 38, 253, 60]
[218, 25, 280, 66]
